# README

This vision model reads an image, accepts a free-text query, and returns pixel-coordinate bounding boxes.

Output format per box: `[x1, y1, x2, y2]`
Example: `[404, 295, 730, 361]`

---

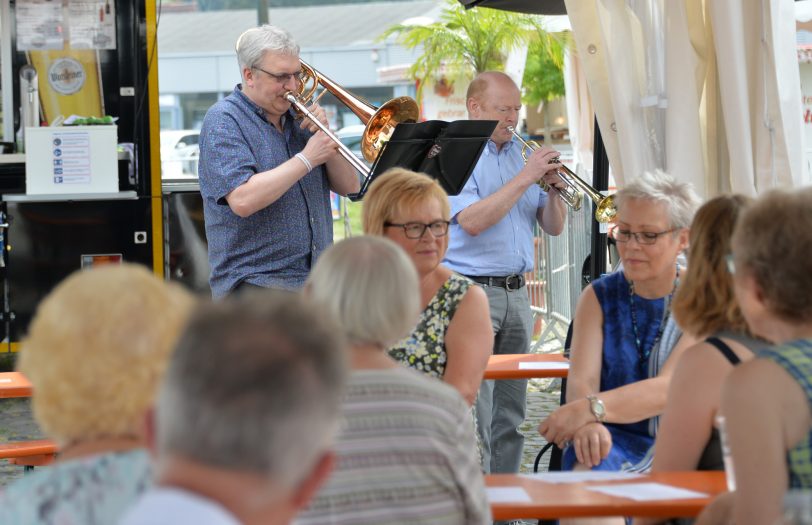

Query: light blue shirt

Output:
[444, 139, 548, 276]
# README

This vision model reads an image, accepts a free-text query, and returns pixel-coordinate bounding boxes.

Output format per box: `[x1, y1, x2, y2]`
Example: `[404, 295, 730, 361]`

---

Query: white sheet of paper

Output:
[486, 487, 532, 503]
[585, 482, 709, 501]
[520, 471, 643, 483]
[518, 362, 570, 370]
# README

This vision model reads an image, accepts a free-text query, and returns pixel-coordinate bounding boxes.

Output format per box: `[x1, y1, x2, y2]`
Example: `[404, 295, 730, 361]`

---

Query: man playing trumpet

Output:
[198, 25, 359, 298]
[444, 71, 567, 475]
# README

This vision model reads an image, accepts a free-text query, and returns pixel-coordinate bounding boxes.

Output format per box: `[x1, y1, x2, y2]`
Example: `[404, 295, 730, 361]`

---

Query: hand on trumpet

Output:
[300, 130, 339, 168]
[523, 146, 562, 187]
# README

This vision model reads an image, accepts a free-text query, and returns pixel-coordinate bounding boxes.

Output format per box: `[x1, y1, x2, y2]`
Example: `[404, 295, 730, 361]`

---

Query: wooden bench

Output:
[0, 439, 57, 470]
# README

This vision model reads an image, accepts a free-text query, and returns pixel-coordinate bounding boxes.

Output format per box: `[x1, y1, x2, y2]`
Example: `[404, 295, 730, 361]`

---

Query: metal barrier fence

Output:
[527, 200, 593, 351]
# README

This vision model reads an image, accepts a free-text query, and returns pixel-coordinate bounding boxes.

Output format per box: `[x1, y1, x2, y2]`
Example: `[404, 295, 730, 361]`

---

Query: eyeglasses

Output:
[613, 228, 676, 245]
[252, 66, 303, 84]
[725, 253, 736, 274]
[384, 221, 450, 239]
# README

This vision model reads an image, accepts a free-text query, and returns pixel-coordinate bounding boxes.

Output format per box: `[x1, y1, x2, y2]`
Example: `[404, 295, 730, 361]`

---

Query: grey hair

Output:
[732, 187, 812, 324]
[613, 169, 701, 229]
[235, 24, 300, 71]
[306, 236, 420, 349]
[156, 291, 347, 489]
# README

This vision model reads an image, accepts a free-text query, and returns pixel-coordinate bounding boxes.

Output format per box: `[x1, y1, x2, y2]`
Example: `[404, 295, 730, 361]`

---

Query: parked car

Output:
[160, 129, 199, 178]
[335, 125, 368, 165]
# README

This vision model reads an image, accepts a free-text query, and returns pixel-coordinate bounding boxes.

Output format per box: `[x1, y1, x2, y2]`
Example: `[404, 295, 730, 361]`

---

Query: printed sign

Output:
[52, 131, 91, 184]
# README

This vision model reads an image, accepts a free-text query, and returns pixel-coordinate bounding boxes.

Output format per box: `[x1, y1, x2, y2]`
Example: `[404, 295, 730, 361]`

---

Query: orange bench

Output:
[0, 439, 57, 470]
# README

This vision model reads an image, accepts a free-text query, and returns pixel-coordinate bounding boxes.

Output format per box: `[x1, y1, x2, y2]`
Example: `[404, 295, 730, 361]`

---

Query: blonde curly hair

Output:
[18, 264, 196, 446]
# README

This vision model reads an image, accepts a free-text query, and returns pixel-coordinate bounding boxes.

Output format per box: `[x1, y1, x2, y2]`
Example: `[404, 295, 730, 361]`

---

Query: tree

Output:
[380, 0, 566, 106]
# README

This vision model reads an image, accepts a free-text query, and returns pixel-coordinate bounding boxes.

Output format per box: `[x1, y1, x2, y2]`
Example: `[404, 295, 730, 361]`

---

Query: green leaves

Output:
[378, 0, 567, 103]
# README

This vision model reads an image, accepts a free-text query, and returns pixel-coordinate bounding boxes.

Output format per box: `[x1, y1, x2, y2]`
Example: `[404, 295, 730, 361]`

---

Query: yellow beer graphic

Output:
[28, 48, 104, 125]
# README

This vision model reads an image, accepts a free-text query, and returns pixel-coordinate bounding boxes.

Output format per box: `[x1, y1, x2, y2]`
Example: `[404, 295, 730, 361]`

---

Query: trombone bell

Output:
[296, 59, 419, 162]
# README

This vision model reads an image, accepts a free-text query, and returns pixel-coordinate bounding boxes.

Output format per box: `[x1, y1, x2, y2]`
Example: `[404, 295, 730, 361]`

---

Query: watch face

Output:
[593, 401, 605, 416]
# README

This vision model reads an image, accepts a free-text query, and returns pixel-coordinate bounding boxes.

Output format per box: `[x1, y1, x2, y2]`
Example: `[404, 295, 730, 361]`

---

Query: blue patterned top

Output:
[0, 449, 151, 525]
[563, 271, 669, 471]
[199, 85, 332, 298]
[758, 338, 812, 488]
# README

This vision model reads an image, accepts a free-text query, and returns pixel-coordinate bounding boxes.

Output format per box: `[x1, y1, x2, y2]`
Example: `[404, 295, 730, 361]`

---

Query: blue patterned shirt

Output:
[443, 138, 548, 276]
[198, 85, 332, 298]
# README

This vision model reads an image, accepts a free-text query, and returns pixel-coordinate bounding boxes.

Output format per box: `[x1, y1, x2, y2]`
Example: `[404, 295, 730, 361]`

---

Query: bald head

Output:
[466, 71, 521, 147]
[466, 71, 517, 102]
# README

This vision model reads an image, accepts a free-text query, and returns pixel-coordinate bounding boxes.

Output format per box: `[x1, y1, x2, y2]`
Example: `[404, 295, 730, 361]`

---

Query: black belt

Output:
[465, 274, 526, 291]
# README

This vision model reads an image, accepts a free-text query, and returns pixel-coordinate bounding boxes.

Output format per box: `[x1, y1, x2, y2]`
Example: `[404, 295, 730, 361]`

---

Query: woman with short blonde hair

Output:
[0, 264, 195, 525]
[362, 168, 493, 407]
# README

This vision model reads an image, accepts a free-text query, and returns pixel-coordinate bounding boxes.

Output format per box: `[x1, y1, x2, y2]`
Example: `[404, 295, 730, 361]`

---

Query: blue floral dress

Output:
[562, 271, 671, 471]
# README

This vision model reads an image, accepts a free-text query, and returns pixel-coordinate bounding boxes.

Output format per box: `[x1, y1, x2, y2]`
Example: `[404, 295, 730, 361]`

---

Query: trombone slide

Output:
[284, 92, 370, 177]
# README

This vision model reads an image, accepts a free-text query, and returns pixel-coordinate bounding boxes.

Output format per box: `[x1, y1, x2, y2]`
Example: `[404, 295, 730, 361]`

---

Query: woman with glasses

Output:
[539, 170, 700, 476]
[362, 168, 493, 407]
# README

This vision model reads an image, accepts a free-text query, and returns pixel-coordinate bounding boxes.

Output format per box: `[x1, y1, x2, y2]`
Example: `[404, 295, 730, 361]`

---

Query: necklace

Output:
[628, 264, 680, 367]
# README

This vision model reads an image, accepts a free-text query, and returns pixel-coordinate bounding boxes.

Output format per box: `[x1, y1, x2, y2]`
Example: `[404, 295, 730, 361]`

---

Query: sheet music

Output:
[520, 471, 642, 483]
[518, 362, 570, 370]
[585, 482, 708, 501]
[486, 487, 532, 503]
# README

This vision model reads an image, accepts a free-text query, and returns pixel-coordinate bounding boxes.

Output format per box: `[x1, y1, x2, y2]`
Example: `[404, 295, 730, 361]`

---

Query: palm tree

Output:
[380, 0, 566, 105]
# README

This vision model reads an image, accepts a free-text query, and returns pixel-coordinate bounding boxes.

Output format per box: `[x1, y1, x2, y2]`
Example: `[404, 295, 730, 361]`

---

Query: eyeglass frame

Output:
[384, 220, 451, 239]
[613, 228, 678, 245]
[252, 66, 303, 84]
[725, 253, 736, 275]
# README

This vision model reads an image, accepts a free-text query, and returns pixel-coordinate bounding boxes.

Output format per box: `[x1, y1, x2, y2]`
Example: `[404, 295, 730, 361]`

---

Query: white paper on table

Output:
[585, 482, 709, 501]
[520, 471, 643, 483]
[518, 362, 570, 370]
[486, 487, 532, 503]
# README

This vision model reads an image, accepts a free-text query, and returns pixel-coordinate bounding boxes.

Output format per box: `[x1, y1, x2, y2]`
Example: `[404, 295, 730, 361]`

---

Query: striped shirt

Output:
[295, 367, 490, 525]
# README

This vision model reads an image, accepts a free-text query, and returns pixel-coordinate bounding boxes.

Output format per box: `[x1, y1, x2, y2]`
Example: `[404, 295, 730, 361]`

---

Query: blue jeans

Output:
[475, 285, 533, 474]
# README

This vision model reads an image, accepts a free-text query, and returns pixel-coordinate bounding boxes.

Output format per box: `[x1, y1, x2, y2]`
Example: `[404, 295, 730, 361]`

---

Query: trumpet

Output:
[507, 127, 617, 223]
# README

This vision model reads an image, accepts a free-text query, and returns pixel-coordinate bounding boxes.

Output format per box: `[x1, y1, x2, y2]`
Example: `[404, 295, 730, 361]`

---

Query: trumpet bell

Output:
[595, 194, 617, 223]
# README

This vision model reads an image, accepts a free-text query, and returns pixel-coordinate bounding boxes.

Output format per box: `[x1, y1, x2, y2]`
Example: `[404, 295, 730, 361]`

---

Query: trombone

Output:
[507, 126, 617, 223]
[294, 59, 419, 163]
[284, 93, 370, 177]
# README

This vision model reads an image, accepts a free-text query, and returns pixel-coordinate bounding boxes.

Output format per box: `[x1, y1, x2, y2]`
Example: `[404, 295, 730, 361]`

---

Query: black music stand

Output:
[347, 119, 497, 201]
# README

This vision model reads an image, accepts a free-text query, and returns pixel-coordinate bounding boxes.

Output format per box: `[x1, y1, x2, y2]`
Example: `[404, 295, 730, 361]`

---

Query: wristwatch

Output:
[586, 394, 606, 423]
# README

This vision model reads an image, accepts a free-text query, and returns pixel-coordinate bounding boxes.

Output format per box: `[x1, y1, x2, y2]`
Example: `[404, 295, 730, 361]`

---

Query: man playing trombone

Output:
[198, 25, 359, 298]
[444, 71, 567, 475]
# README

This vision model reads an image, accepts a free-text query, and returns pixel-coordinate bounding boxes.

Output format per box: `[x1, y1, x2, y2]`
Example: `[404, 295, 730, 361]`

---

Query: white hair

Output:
[306, 236, 421, 349]
[235, 24, 299, 71]
[614, 169, 701, 229]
